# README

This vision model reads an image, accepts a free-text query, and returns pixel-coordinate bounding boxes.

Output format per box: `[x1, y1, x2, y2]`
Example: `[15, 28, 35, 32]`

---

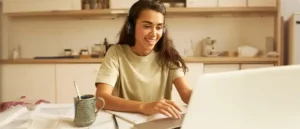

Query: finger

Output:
[162, 103, 181, 119]
[165, 100, 182, 112]
[163, 101, 182, 116]
[161, 105, 179, 119]
[158, 108, 172, 118]
[157, 102, 177, 119]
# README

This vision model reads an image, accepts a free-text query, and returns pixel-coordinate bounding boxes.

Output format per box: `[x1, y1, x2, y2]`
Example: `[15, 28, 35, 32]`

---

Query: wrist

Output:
[137, 102, 147, 113]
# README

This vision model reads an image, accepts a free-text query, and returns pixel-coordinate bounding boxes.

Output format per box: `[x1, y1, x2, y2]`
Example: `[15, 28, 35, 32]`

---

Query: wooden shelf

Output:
[167, 7, 277, 13]
[184, 57, 278, 64]
[0, 58, 104, 64]
[0, 57, 278, 64]
[3, 7, 278, 17]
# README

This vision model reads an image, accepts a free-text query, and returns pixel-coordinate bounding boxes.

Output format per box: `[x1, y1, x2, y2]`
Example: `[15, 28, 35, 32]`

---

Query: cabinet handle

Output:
[296, 21, 300, 24]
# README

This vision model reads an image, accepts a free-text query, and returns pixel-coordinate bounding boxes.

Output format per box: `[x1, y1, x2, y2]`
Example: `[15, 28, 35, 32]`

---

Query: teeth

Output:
[146, 39, 155, 42]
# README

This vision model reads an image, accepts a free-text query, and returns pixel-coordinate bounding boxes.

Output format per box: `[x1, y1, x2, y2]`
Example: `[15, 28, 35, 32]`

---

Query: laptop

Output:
[133, 114, 184, 129]
[181, 65, 300, 129]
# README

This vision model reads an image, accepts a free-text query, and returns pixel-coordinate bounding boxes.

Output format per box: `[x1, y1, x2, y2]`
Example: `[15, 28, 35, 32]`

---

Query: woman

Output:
[95, 0, 192, 119]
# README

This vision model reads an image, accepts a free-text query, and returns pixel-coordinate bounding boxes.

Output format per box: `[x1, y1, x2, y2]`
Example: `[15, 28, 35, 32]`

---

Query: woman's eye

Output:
[156, 26, 162, 30]
[144, 25, 151, 28]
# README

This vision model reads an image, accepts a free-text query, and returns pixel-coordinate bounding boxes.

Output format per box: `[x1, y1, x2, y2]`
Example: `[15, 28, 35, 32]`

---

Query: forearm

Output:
[96, 91, 144, 113]
[95, 84, 183, 119]
[173, 77, 193, 105]
[182, 89, 192, 104]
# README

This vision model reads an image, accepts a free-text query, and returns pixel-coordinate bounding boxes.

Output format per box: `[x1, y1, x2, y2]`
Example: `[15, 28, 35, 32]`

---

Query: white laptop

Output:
[181, 65, 300, 129]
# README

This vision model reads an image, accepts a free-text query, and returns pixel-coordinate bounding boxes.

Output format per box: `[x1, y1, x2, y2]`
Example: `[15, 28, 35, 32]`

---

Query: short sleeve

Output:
[95, 46, 119, 87]
[171, 67, 185, 81]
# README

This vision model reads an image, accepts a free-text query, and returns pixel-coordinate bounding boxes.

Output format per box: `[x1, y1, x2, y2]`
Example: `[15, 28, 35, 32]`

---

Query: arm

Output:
[96, 83, 144, 113]
[173, 77, 192, 104]
[96, 83, 182, 118]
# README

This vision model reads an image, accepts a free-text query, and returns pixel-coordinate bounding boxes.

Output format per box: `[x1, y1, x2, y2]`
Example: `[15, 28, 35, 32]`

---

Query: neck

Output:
[130, 45, 152, 56]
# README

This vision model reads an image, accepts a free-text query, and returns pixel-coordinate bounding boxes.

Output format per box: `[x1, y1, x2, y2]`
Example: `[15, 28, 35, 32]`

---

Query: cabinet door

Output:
[186, 0, 218, 7]
[184, 63, 205, 88]
[0, 64, 56, 103]
[110, 0, 138, 9]
[204, 64, 240, 73]
[56, 64, 101, 103]
[240, 64, 274, 70]
[218, 0, 247, 7]
[172, 63, 204, 105]
[3, 0, 81, 13]
[247, 0, 277, 7]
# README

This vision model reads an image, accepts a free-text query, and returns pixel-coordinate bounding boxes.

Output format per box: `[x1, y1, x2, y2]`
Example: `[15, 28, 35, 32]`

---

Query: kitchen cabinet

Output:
[247, 0, 277, 7]
[184, 63, 205, 88]
[2, 0, 81, 13]
[110, 0, 138, 9]
[55, 64, 101, 103]
[0, 64, 56, 103]
[218, 0, 247, 7]
[240, 64, 274, 70]
[186, 0, 218, 7]
[0, 62, 277, 104]
[203, 64, 240, 73]
[172, 63, 204, 105]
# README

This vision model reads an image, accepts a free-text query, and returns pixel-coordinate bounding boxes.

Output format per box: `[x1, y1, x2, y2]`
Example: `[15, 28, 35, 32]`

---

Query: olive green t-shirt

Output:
[95, 44, 184, 102]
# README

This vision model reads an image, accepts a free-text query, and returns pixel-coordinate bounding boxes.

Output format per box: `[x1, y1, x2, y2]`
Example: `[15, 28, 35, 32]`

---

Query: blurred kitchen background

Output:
[0, 0, 299, 64]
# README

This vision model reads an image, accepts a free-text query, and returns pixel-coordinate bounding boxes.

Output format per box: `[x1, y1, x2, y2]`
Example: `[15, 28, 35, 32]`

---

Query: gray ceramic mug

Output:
[73, 94, 105, 127]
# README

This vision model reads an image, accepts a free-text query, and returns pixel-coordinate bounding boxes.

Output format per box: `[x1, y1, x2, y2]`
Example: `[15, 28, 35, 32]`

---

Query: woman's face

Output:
[134, 9, 164, 52]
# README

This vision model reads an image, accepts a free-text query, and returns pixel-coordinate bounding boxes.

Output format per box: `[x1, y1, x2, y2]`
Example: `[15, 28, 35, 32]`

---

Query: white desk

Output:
[68, 111, 135, 129]
[0, 105, 136, 129]
[1, 103, 187, 129]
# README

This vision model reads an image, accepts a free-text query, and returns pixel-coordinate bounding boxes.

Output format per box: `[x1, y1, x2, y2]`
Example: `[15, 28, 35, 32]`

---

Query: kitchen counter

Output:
[0, 57, 278, 64]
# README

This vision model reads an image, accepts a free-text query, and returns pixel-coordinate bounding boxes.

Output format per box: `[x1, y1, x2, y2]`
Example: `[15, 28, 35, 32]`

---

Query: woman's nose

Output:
[149, 28, 157, 36]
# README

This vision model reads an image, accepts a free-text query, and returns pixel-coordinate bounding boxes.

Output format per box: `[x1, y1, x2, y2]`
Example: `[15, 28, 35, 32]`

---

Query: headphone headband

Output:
[126, 0, 166, 35]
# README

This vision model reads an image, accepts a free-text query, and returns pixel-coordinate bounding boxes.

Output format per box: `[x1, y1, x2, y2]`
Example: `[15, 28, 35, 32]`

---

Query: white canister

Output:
[12, 48, 19, 59]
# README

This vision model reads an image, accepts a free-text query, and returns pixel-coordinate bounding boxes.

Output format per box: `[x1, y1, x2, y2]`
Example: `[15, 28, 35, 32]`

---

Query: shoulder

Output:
[168, 61, 183, 69]
[106, 44, 128, 56]
[107, 44, 124, 52]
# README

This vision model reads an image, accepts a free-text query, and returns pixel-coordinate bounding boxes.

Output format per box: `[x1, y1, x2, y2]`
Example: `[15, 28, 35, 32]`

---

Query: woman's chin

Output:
[143, 42, 156, 50]
[144, 46, 155, 51]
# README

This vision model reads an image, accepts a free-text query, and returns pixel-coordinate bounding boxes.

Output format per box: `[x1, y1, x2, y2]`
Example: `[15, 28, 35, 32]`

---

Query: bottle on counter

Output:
[102, 0, 109, 9]
[83, 0, 90, 10]
[103, 38, 109, 54]
[97, 0, 103, 9]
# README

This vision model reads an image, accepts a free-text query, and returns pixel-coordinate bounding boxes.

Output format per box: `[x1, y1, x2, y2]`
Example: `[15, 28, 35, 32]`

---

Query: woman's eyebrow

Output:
[142, 21, 163, 25]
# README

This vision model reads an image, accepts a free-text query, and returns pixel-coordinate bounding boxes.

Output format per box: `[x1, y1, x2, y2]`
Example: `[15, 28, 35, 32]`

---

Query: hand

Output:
[139, 99, 182, 119]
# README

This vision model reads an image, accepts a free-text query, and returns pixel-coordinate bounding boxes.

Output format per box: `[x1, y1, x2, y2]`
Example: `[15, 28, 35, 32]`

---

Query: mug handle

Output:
[95, 97, 105, 114]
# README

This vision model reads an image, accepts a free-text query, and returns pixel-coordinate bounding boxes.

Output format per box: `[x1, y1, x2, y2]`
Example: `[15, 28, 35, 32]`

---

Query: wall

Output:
[7, 16, 274, 59]
[281, 0, 300, 21]
[1, 3, 9, 59]
[0, 1, 2, 57]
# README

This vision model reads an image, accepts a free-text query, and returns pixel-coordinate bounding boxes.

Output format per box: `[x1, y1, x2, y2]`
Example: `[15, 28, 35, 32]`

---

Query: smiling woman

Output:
[132, 9, 165, 55]
[95, 0, 192, 119]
